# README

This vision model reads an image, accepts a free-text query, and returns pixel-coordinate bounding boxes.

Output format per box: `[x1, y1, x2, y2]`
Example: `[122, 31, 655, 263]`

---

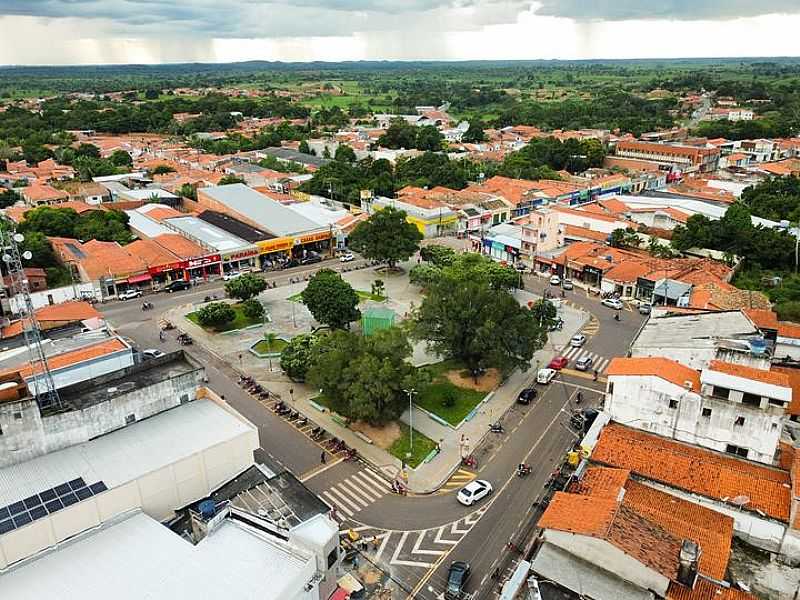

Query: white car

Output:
[339, 253, 355, 262]
[142, 349, 165, 359]
[118, 289, 142, 300]
[223, 271, 241, 281]
[601, 298, 624, 310]
[537, 368, 557, 384]
[570, 334, 586, 348]
[457, 480, 493, 506]
[549, 275, 561, 286]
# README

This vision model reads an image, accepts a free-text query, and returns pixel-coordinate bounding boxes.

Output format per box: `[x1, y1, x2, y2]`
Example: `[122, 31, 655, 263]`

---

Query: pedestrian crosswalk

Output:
[561, 346, 611, 373]
[437, 468, 477, 494]
[322, 467, 392, 518]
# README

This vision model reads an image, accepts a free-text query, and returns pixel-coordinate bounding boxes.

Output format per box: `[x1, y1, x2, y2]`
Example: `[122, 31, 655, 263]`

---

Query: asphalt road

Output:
[98, 261, 646, 600]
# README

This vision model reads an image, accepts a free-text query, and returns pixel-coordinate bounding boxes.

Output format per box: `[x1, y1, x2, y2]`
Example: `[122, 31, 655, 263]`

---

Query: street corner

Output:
[435, 468, 477, 495]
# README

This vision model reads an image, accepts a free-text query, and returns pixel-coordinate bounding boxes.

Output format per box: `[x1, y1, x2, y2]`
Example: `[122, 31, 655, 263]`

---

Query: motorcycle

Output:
[517, 464, 531, 477]
[462, 455, 477, 468]
[345, 448, 358, 461]
[390, 481, 408, 496]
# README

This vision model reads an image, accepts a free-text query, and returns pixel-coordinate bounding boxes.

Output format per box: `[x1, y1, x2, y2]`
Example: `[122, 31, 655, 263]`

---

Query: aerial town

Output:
[2, 6, 800, 600]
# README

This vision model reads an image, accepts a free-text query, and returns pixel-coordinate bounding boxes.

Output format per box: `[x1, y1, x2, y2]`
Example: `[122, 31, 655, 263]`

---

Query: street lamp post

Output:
[403, 388, 417, 452]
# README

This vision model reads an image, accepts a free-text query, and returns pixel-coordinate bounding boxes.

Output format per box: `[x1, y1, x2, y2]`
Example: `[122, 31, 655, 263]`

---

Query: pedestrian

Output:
[321, 451, 326, 464]
[491, 567, 500, 579]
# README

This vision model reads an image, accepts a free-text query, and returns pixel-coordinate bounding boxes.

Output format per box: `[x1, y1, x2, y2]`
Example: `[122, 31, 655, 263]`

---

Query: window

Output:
[772, 423, 778, 430]
[741, 393, 761, 407]
[125, 414, 136, 425]
[734, 416, 745, 427]
[669, 399, 678, 409]
[13, 412, 21, 420]
[327, 547, 338, 570]
[725, 444, 748, 458]
[712, 386, 731, 400]
[180, 394, 189, 405]
[769, 398, 785, 407]
[701, 408, 712, 418]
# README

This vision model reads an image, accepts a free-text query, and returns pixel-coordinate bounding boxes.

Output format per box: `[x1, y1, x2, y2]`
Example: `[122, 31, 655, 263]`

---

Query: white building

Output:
[605, 356, 789, 464]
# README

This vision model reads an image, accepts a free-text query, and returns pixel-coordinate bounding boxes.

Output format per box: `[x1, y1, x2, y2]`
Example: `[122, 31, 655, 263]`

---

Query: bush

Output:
[225, 273, 267, 301]
[241, 299, 264, 320]
[197, 302, 236, 329]
[776, 301, 800, 323]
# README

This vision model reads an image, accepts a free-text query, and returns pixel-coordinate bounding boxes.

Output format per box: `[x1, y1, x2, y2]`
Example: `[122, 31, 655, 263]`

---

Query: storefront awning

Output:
[127, 273, 152, 284]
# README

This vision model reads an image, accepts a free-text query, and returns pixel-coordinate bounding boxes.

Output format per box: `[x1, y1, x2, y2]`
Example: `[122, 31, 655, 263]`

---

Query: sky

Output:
[0, 1, 799, 65]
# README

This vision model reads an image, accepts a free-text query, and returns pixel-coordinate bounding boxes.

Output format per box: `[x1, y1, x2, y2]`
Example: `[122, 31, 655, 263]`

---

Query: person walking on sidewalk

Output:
[321, 451, 326, 465]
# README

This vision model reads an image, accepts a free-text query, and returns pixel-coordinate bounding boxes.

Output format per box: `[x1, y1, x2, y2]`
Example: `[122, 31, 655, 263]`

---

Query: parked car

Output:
[548, 356, 568, 370]
[570, 334, 586, 347]
[223, 271, 241, 281]
[445, 561, 471, 600]
[457, 480, 493, 506]
[301, 253, 323, 265]
[517, 387, 538, 405]
[339, 253, 355, 262]
[515, 263, 527, 272]
[561, 279, 574, 290]
[549, 275, 561, 286]
[165, 280, 190, 293]
[537, 368, 557, 384]
[638, 303, 652, 315]
[118, 289, 142, 300]
[142, 349, 165, 359]
[575, 356, 594, 371]
[601, 297, 624, 310]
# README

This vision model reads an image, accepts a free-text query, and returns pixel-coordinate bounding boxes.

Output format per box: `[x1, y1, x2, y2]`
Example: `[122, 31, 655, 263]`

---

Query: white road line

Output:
[358, 467, 392, 490]
[322, 491, 353, 517]
[341, 478, 379, 503]
[328, 486, 363, 512]
[298, 456, 345, 482]
[353, 469, 390, 494]
[596, 358, 610, 373]
[450, 520, 470, 535]
[374, 532, 391, 563]
[434, 525, 459, 546]
[391, 532, 434, 568]
[411, 530, 446, 556]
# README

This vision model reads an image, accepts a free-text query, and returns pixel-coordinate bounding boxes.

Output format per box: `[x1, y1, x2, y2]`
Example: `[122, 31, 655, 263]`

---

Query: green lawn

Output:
[253, 338, 288, 354]
[186, 303, 263, 332]
[287, 290, 386, 303]
[415, 361, 487, 426]
[389, 423, 438, 469]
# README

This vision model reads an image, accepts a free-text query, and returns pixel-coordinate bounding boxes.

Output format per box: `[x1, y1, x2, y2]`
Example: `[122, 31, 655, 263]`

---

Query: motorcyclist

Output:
[614, 312, 620, 321]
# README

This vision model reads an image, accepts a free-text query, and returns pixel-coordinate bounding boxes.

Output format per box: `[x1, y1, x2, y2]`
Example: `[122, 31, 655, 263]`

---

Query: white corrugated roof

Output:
[0, 399, 253, 507]
[1, 511, 312, 600]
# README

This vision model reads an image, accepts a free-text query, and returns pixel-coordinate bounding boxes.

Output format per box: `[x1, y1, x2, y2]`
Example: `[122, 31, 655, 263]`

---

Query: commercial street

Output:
[98, 257, 646, 599]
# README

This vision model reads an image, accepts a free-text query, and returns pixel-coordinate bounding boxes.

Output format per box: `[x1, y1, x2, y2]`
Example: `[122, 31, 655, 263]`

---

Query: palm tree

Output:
[264, 332, 279, 371]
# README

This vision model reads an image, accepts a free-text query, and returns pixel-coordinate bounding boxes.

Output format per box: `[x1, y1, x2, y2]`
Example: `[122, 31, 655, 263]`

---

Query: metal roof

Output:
[164, 215, 255, 253]
[199, 184, 322, 237]
[0, 510, 313, 600]
[0, 399, 253, 509]
[260, 146, 331, 168]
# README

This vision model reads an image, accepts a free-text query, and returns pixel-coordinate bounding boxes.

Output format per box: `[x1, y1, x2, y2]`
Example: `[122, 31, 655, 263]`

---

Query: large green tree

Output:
[197, 302, 236, 329]
[280, 333, 318, 382]
[348, 206, 422, 269]
[301, 268, 361, 329]
[410, 252, 520, 291]
[225, 273, 267, 301]
[412, 266, 546, 378]
[307, 328, 423, 425]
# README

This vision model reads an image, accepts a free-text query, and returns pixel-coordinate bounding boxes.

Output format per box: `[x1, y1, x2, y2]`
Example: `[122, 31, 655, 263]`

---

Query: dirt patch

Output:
[350, 421, 401, 450]
[445, 368, 500, 392]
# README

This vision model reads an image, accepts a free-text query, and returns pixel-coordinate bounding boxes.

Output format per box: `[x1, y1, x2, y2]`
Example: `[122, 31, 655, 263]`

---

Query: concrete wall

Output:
[643, 480, 787, 554]
[28, 348, 135, 395]
[0, 360, 205, 468]
[607, 374, 781, 464]
[555, 210, 629, 234]
[7, 282, 98, 312]
[0, 428, 257, 569]
[543, 529, 670, 596]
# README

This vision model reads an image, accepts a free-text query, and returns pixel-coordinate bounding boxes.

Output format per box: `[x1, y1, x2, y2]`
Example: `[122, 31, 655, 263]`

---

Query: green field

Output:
[186, 304, 262, 332]
[287, 289, 386, 303]
[415, 360, 486, 426]
[389, 423, 438, 469]
[252, 338, 288, 354]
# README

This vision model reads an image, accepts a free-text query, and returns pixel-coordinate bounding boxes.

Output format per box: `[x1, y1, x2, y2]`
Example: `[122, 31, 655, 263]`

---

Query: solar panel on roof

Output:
[89, 482, 107, 494]
[68, 478, 86, 490]
[0, 520, 13, 534]
[29, 506, 47, 520]
[8, 501, 25, 516]
[60, 493, 78, 507]
[12, 513, 31, 527]
[39, 488, 56, 502]
[54, 483, 70, 496]
[0, 506, 9, 521]
[23, 495, 41, 510]
[45, 499, 63, 513]
[75, 487, 92, 501]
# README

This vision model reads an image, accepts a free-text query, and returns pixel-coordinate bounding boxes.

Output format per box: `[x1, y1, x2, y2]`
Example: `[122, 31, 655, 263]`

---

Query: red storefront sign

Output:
[148, 261, 188, 276]
[226, 249, 259, 261]
[187, 254, 222, 269]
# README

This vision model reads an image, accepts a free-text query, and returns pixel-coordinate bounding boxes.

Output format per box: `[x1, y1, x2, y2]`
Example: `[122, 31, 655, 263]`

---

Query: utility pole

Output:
[403, 388, 417, 453]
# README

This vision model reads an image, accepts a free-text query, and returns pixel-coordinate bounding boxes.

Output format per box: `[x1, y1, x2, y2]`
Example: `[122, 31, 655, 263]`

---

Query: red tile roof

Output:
[707, 360, 790, 388]
[152, 234, 207, 259]
[1, 301, 101, 339]
[606, 357, 701, 392]
[0, 338, 126, 379]
[592, 423, 791, 522]
[667, 579, 757, 600]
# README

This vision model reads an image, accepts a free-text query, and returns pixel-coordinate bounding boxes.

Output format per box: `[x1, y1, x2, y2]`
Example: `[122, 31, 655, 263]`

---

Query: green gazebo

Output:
[361, 305, 396, 336]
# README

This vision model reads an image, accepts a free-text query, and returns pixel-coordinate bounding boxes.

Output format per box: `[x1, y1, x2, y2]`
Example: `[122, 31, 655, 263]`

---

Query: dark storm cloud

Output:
[533, 0, 800, 21]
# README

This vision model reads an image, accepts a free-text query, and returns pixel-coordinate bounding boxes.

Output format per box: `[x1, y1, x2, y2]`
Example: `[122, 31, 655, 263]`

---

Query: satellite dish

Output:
[22, 251, 32, 260]
[731, 495, 750, 507]
[12, 233, 24, 243]
[1, 254, 10, 263]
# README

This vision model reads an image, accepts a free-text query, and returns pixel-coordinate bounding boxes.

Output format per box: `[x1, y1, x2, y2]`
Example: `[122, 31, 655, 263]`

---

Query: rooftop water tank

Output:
[198, 499, 216, 520]
[749, 337, 768, 356]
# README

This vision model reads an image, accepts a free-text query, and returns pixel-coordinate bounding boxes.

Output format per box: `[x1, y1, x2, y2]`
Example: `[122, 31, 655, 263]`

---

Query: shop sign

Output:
[298, 231, 331, 244]
[188, 254, 221, 269]
[258, 237, 294, 253]
[148, 261, 188, 275]
[225, 248, 259, 261]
